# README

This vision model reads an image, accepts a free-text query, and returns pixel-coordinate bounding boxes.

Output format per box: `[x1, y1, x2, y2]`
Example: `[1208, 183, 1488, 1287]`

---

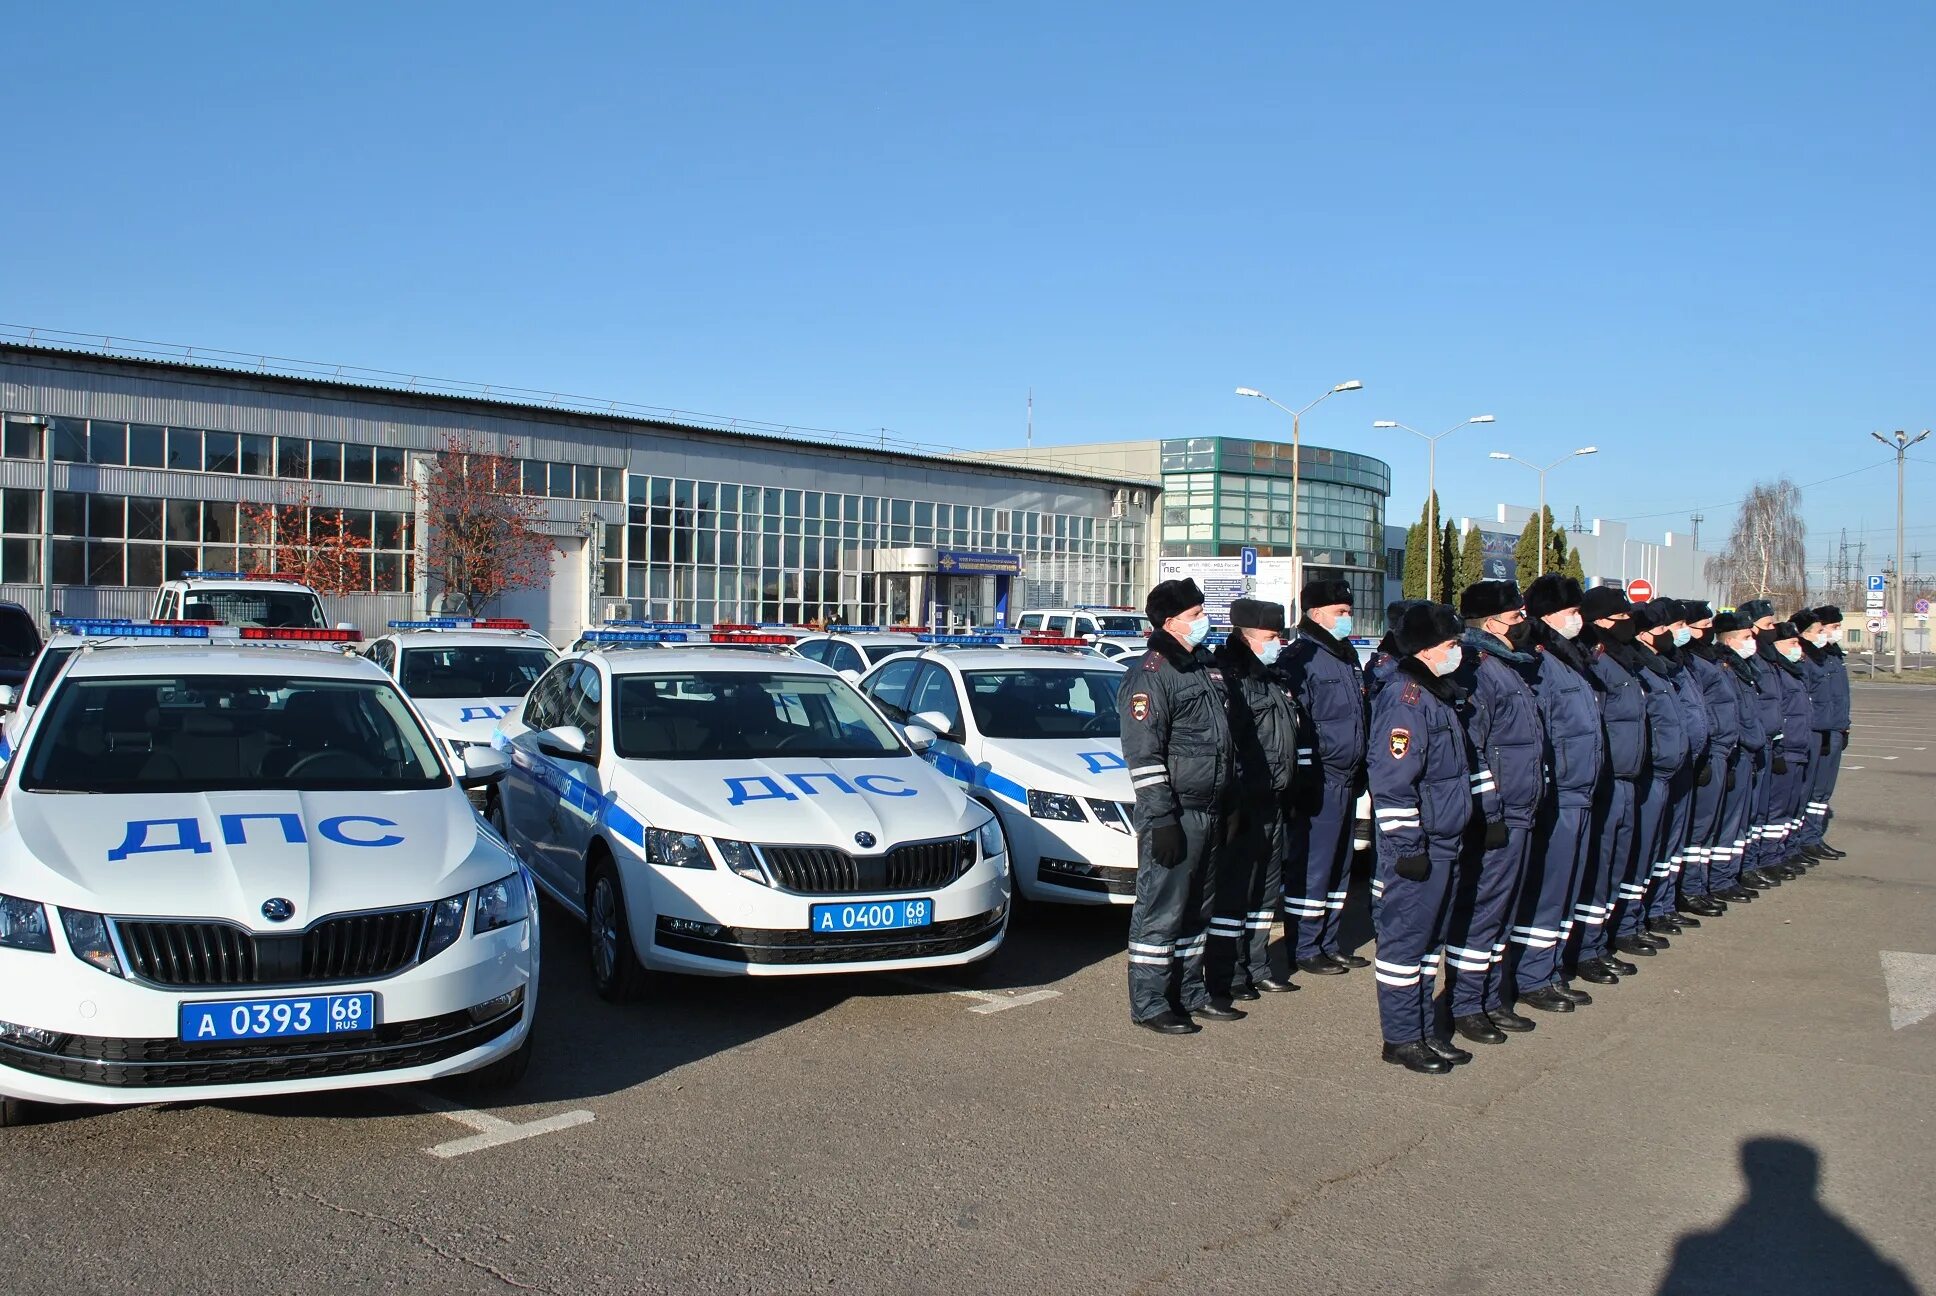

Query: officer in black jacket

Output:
[1207, 599, 1304, 1002]
[1119, 578, 1240, 1034]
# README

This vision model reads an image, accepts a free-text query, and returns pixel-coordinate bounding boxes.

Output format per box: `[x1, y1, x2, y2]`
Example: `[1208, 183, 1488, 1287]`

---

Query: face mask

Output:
[1672, 628, 1691, 647]
[1828, 627, 1843, 643]
[1502, 617, 1533, 648]
[1604, 618, 1640, 644]
[1731, 640, 1757, 660]
[1182, 616, 1210, 648]
[1254, 637, 1283, 666]
[1779, 644, 1802, 662]
[1330, 613, 1354, 639]
[1429, 644, 1463, 677]
[1555, 611, 1584, 640]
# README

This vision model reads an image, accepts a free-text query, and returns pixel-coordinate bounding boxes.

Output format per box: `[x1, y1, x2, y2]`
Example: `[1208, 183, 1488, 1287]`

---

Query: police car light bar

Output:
[601, 621, 702, 631]
[917, 634, 1006, 645]
[386, 617, 534, 631]
[52, 619, 212, 639]
[239, 627, 362, 642]
[582, 629, 689, 643]
[1021, 635, 1090, 646]
[709, 632, 795, 645]
[824, 624, 884, 633]
[181, 570, 309, 582]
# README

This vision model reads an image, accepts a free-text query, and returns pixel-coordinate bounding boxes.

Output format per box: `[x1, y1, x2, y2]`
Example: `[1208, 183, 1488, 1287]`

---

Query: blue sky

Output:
[3, 3, 1931, 580]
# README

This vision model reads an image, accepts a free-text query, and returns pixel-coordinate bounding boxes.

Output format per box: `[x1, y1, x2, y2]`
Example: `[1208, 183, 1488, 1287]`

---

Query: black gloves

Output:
[1725, 762, 1737, 791]
[1151, 821, 1187, 868]
[1696, 761, 1713, 787]
[1772, 753, 1788, 775]
[1483, 820, 1509, 849]
[1821, 732, 1832, 755]
[1396, 853, 1430, 882]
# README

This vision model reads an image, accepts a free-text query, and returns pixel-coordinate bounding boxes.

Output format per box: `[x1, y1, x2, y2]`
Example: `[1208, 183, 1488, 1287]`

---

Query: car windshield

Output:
[181, 589, 326, 629]
[0, 610, 39, 661]
[20, 674, 448, 793]
[859, 644, 919, 667]
[613, 672, 907, 760]
[24, 646, 77, 706]
[963, 669, 1124, 739]
[401, 645, 555, 698]
[1095, 615, 1150, 636]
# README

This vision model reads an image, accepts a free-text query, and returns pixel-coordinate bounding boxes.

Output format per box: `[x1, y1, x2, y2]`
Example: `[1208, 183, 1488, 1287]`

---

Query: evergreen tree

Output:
[1512, 506, 1565, 581]
[1401, 492, 1440, 599]
[1439, 520, 1460, 604]
[1456, 525, 1486, 595]
[1563, 544, 1586, 583]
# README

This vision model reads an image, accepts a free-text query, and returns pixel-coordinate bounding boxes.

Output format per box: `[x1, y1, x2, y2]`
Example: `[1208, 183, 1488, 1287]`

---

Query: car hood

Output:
[0, 788, 511, 925]
[414, 697, 525, 740]
[610, 756, 978, 850]
[975, 737, 1132, 802]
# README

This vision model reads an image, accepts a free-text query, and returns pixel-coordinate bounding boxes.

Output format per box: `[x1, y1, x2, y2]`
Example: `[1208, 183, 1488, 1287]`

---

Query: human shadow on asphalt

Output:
[1656, 1137, 1919, 1296]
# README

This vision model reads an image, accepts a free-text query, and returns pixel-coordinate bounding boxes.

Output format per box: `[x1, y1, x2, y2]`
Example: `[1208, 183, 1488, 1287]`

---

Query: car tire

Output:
[485, 790, 511, 842]
[586, 852, 649, 1003]
[0, 1096, 37, 1128]
[462, 1022, 535, 1092]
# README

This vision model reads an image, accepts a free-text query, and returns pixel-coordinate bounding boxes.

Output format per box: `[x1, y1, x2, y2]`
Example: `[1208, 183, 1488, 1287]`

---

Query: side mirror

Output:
[839, 668, 863, 684]
[903, 724, 938, 755]
[535, 724, 592, 762]
[460, 745, 510, 787]
[911, 710, 956, 738]
[335, 621, 357, 632]
[0, 684, 16, 713]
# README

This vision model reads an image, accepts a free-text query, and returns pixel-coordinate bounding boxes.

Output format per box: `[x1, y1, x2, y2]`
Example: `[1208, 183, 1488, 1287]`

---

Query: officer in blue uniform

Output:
[1618, 601, 1687, 956]
[1277, 577, 1369, 977]
[1444, 580, 1546, 1044]
[1366, 600, 1421, 702]
[1736, 599, 1789, 888]
[1709, 611, 1768, 903]
[1512, 574, 1602, 1011]
[1367, 603, 1473, 1075]
[1645, 601, 1711, 937]
[1796, 607, 1851, 860]
[1675, 601, 1736, 918]
[1572, 586, 1648, 984]
[1119, 578, 1241, 1034]
[1207, 598, 1303, 1002]
[1768, 620, 1816, 872]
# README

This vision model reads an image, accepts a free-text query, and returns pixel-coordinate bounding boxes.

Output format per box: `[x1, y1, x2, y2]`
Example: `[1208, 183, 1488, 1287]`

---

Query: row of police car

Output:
[0, 576, 1151, 1127]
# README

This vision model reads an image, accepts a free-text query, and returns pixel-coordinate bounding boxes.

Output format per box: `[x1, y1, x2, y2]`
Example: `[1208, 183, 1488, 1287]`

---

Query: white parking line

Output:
[888, 975, 1063, 1014]
[1846, 754, 1899, 760]
[410, 1090, 595, 1159]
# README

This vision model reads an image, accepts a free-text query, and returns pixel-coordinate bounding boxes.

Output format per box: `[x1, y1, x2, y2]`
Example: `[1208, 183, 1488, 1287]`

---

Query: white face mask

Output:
[1779, 644, 1803, 662]
[1731, 639, 1757, 660]
[1429, 644, 1463, 677]
[1671, 627, 1691, 647]
[1255, 637, 1283, 666]
[1554, 610, 1584, 640]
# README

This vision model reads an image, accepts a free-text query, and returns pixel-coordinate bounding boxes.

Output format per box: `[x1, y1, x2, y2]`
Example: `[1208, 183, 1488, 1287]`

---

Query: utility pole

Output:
[1871, 430, 1930, 676]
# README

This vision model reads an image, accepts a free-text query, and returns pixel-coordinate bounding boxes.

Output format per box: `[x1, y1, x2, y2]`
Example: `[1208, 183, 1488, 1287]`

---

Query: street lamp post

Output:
[1373, 415, 1495, 599]
[1872, 429, 1931, 676]
[1234, 381, 1363, 567]
[1487, 447, 1600, 577]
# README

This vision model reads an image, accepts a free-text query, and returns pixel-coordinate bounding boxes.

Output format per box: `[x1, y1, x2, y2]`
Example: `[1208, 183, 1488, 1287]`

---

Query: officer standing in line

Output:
[1739, 598, 1793, 888]
[1207, 598, 1304, 1002]
[1571, 587, 1648, 985]
[1795, 607, 1851, 860]
[1119, 578, 1241, 1035]
[1366, 602, 1473, 1075]
[1277, 577, 1370, 977]
[1618, 601, 1687, 956]
[1675, 601, 1737, 919]
[1443, 580, 1546, 1045]
[1512, 575, 1602, 1011]
[1644, 600, 1711, 938]
[1366, 600, 1422, 701]
[1709, 611, 1769, 904]
[1767, 620, 1816, 872]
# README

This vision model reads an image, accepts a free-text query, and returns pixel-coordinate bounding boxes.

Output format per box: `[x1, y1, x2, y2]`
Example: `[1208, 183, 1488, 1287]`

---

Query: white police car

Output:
[152, 570, 331, 630]
[789, 627, 925, 680]
[859, 639, 1134, 903]
[0, 623, 536, 1127]
[1016, 606, 1151, 656]
[363, 619, 557, 761]
[488, 647, 1008, 997]
[0, 632, 84, 764]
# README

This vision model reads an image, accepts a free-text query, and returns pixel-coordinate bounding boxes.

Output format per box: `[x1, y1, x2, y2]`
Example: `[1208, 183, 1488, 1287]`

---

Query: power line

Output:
[1607, 458, 1895, 523]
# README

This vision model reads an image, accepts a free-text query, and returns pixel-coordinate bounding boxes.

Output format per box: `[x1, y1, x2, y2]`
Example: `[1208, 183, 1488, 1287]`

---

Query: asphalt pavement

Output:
[6, 686, 1933, 1295]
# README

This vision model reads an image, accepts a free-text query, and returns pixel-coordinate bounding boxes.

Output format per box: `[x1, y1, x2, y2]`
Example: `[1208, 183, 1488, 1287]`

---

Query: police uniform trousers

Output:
[1127, 807, 1220, 1023]
[1680, 754, 1730, 900]
[1513, 793, 1592, 994]
[1781, 746, 1815, 866]
[1372, 839, 1461, 1045]
[1445, 818, 1535, 1017]
[1573, 775, 1637, 966]
[1801, 731, 1846, 847]
[1755, 749, 1807, 871]
[1744, 751, 1778, 874]
[1285, 769, 1357, 963]
[1206, 807, 1284, 997]
[1647, 764, 1697, 921]
[1715, 751, 1761, 888]
[1615, 773, 1673, 940]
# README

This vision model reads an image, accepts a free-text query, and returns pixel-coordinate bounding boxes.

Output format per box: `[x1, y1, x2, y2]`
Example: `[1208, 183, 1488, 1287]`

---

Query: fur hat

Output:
[1145, 578, 1205, 626]
[1815, 605, 1844, 626]
[1228, 598, 1287, 633]
[1393, 602, 1463, 657]
[1711, 611, 1753, 635]
[1459, 579, 1524, 620]
[1524, 574, 1583, 619]
[1631, 600, 1678, 632]
[1739, 598, 1776, 622]
[1678, 599, 1715, 623]
[1580, 585, 1632, 622]
[1299, 577, 1354, 613]
[1772, 620, 1801, 643]
[1790, 607, 1821, 633]
[1385, 598, 1423, 627]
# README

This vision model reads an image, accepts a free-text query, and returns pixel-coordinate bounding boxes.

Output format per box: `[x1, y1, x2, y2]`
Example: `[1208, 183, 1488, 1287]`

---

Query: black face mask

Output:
[1505, 618, 1534, 649]
[1755, 628, 1776, 651]
[1603, 618, 1640, 644]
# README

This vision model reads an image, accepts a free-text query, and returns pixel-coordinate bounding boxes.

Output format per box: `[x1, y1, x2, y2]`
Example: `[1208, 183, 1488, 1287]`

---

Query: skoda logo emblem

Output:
[854, 832, 877, 849]
[261, 897, 295, 923]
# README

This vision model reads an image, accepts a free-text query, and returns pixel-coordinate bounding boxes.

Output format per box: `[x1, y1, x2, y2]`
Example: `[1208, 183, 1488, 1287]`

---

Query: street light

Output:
[1872, 429, 1931, 676]
[1487, 446, 1599, 577]
[1373, 415, 1496, 598]
[1235, 380, 1363, 567]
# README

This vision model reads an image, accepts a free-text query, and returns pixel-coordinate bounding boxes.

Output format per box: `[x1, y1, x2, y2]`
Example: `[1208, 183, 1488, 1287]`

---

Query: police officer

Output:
[1796, 607, 1851, 860]
[1768, 620, 1816, 872]
[1739, 599, 1792, 887]
[1444, 580, 1546, 1044]
[1119, 578, 1240, 1034]
[1676, 601, 1736, 918]
[1279, 577, 1370, 976]
[1366, 600, 1422, 701]
[1709, 611, 1769, 903]
[1620, 601, 1687, 955]
[1649, 601, 1712, 933]
[1207, 598, 1304, 1003]
[1513, 575, 1602, 1011]
[1572, 587, 1648, 984]
[1367, 602, 1473, 1075]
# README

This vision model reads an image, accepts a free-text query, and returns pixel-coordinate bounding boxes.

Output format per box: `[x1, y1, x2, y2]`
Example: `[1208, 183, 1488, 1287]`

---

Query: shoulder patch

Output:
[1389, 728, 1412, 759]
[1130, 692, 1150, 721]
[1400, 681, 1421, 705]
[1143, 653, 1161, 671]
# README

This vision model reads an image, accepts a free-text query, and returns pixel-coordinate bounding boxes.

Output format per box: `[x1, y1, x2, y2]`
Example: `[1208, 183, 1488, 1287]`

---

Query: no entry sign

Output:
[1628, 578, 1654, 602]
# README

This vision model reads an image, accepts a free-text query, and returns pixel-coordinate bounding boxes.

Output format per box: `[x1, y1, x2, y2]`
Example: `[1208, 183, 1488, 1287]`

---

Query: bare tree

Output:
[1706, 478, 1808, 610]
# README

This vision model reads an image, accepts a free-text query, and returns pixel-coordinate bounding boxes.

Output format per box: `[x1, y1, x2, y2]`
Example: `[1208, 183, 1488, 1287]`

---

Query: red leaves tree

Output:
[419, 432, 556, 616]
[239, 485, 371, 595]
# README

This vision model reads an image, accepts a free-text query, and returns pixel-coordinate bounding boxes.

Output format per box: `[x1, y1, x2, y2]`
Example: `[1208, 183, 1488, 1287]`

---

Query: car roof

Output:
[387, 630, 555, 650]
[60, 643, 383, 680]
[920, 648, 1127, 670]
[168, 579, 320, 595]
[596, 648, 841, 677]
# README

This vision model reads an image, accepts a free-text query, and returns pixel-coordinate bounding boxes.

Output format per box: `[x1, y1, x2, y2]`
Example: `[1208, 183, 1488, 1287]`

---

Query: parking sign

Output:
[1869, 574, 1886, 593]
[1240, 546, 1257, 576]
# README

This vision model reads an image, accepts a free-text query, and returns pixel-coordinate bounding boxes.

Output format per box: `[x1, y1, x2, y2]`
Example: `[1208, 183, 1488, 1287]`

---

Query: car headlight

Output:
[473, 871, 531, 935]
[421, 893, 468, 961]
[645, 828, 714, 870]
[713, 838, 768, 885]
[1027, 789, 1085, 821]
[57, 909, 120, 975]
[976, 815, 1005, 859]
[1, 893, 53, 953]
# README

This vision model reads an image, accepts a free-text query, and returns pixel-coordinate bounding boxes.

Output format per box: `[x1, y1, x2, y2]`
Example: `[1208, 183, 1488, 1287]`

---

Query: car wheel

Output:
[485, 790, 510, 840]
[586, 854, 648, 1003]
[0, 1096, 37, 1128]
[462, 1023, 535, 1092]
